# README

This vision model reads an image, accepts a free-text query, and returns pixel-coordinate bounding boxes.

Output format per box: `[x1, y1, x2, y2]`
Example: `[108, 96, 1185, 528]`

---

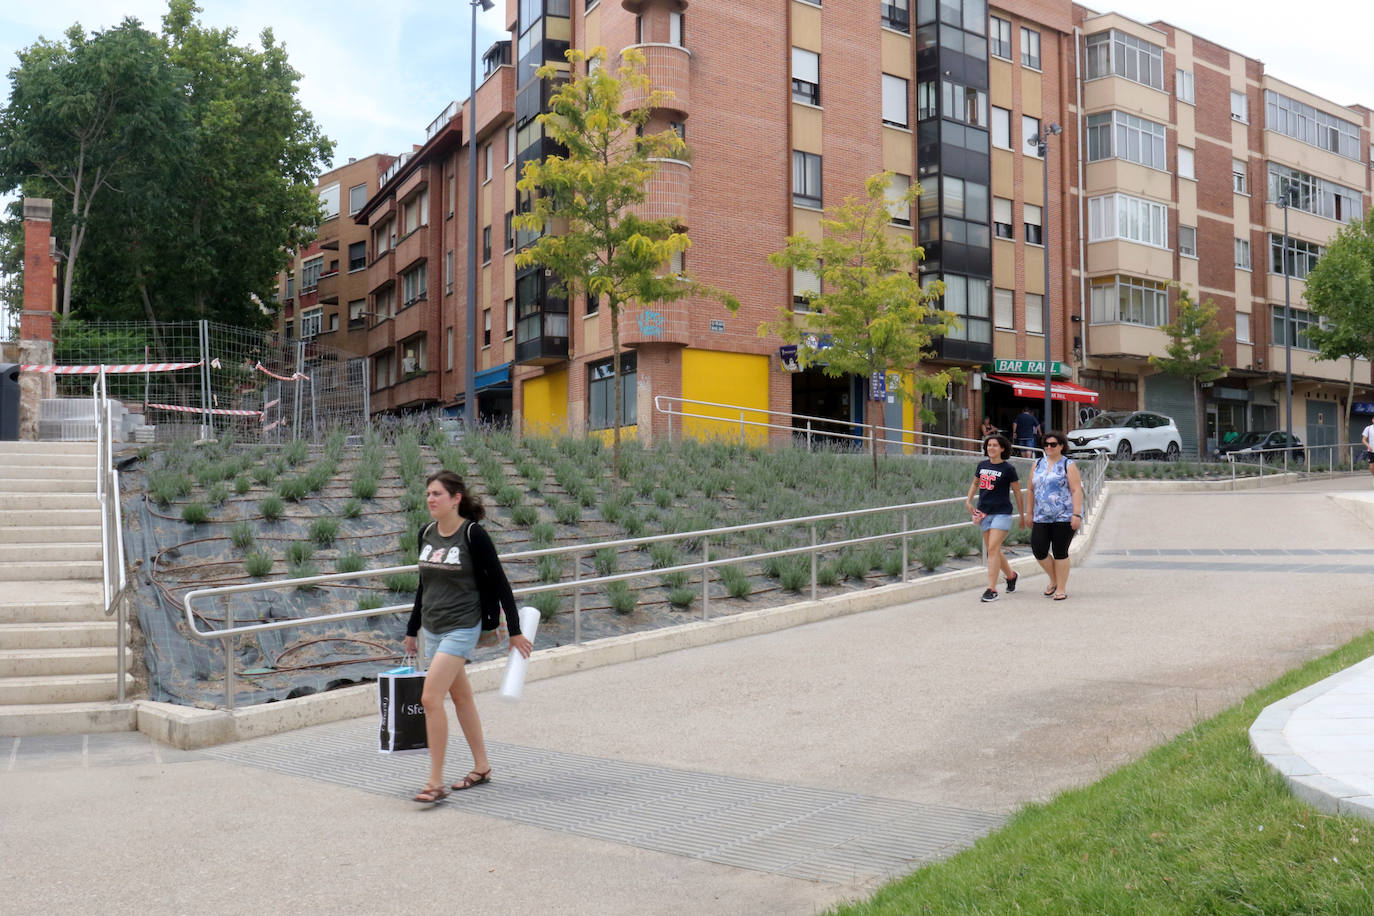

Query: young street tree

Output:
[765, 172, 958, 487]
[515, 46, 735, 479]
[1303, 208, 1374, 446]
[1147, 287, 1229, 460]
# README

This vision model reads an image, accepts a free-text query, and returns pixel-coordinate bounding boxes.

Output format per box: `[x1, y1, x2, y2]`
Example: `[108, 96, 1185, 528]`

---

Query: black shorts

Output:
[1031, 521, 1075, 561]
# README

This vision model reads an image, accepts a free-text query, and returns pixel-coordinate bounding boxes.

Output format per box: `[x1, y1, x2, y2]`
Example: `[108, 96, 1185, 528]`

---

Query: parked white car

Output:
[1066, 411, 1182, 461]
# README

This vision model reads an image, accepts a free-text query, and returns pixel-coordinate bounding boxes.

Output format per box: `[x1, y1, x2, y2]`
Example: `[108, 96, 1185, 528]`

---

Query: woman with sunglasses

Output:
[965, 432, 1026, 602]
[1026, 432, 1084, 600]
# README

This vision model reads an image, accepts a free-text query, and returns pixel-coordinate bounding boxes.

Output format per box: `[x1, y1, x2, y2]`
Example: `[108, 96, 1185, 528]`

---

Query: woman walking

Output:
[966, 433, 1026, 602]
[1025, 432, 1084, 600]
[404, 470, 532, 803]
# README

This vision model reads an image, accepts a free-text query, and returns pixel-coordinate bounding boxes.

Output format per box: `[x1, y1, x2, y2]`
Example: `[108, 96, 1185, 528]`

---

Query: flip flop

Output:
[1043, 586, 1057, 597]
[413, 785, 449, 804]
[1053, 592, 1068, 601]
[452, 768, 492, 791]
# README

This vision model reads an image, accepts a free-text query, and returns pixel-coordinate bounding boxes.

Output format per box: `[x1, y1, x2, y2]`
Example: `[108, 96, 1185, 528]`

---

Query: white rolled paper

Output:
[497, 606, 541, 702]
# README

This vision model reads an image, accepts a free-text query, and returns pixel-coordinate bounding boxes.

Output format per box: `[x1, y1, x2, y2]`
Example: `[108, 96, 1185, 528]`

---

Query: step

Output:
[0, 702, 137, 737]
[0, 582, 106, 623]
[0, 673, 131, 704]
[0, 543, 103, 564]
[0, 464, 99, 480]
[0, 508, 102, 529]
[0, 647, 128, 678]
[0, 560, 104, 582]
[0, 526, 103, 546]
[0, 493, 101, 511]
[0, 476, 98, 493]
[0, 622, 118, 650]
[0, 444, 99, 460]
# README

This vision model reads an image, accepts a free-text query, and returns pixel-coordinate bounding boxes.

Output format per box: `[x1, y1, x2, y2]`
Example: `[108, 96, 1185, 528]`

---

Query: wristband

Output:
[1072, 513, 1082, 518]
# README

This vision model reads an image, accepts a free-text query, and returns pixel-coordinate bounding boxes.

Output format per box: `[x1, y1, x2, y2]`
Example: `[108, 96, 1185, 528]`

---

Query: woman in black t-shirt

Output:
[964, 433, 1027, 603]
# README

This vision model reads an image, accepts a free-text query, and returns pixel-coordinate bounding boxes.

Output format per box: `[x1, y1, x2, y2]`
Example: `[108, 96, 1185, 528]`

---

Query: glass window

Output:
[991, 106, 1010, 149]
[1271, 305, 1318, 350]
[348, 183, 367, 215]
[882, 0, 911, 32]
[1085, 110, 1167, 169]
[1230, 90, 1248, 122]
[934, 274, 991, 343]
[1179, 226, 1197, 258]
[993, 197, 1013, 238]
[506, 298, 515, 338]
[792, 48, 820, 105]
[588, 353, 638, 429]
[1236, 311, 1251, 343]
[318, 183, 340, 220]
[1024, 203, 1042, 245]
[1085, 30, 1164, 90]
[1233, 158, 1248, 194]
[1178, 147, 1195, 180]
[887, 174, 912, 225]
[1025, 293, 1043, 334]
[1090, 276, 1168, 326]
[444, 250, 454, 294]
[793, 267, 821, 313]
[301, 308, 322, 339]
[1087, 193, 1168, 248]
[1176, 69, 1194, 104]
[1268, 163, 1363, 222]
[1235, 237, 1251, 270]
[348, 241, 367, 272]
[989, 15, 1011, 59]
[301, 256, 323, 290]
[1023, 116, 1042, 156]
[1020, 27, 1040, 69]
[1270, 233, 1323, 279]
[882, 74, 909, 127]
[792, 151, 822, 207]
[917, 81, 937, 121]
[1265, 89, 1361, 160]
[994, 287, 1013, 329]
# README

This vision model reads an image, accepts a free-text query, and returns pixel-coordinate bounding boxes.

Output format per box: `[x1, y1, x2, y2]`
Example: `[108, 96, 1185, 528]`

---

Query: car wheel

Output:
[1165, 441, 1180, 462]
[1115, 440, 1133, 461]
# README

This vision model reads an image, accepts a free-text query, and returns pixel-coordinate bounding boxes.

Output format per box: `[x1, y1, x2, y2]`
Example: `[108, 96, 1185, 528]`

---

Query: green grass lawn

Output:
[833, 631, 1374, 915]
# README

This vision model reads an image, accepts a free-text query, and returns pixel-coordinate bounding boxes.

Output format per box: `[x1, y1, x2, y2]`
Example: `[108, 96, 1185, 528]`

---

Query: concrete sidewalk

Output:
[6, 476, 1374, 915]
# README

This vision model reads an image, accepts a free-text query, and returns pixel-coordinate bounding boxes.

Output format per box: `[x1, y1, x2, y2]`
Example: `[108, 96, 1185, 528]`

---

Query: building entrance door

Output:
[791, 369, 858, 447]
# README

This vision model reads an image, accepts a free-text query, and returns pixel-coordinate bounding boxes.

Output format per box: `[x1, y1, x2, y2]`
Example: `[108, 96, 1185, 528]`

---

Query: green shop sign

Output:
[990, 358, 1070, 378]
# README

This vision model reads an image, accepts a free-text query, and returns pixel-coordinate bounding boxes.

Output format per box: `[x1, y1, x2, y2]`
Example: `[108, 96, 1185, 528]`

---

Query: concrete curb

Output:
[1105, 472, 1301, 493]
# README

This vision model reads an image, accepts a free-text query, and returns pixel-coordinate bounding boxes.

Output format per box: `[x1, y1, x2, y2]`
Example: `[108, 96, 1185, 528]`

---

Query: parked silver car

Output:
[1066, 410, 1182, 461]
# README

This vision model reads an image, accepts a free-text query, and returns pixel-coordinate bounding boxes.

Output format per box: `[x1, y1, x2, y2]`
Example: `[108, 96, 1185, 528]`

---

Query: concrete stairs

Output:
[0, 441, 136, 735]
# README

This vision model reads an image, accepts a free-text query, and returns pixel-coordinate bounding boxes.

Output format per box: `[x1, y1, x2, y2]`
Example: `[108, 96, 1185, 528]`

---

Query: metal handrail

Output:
[93, 367, 128, 702]
[1220, 440, 1365, 480]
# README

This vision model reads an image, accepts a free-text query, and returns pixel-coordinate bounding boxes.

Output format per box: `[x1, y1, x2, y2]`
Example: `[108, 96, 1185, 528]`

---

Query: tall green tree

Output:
[765, 172, 958, 487]
[515, 46, 735, 479]
[1304, 208, 1374, 446]
[1148, 287, 1229, 460]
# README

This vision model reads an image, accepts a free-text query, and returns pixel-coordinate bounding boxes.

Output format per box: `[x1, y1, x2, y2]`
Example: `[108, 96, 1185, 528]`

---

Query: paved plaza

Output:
[5, 476, 1374, 914]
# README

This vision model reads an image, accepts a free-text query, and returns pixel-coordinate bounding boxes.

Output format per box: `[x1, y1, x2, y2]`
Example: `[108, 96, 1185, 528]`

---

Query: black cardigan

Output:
[406, 521, 521, 638]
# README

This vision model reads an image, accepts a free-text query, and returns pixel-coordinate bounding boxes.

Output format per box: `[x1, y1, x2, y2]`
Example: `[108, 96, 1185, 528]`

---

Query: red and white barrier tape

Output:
[21, 359, 220, 374]
[254, 362, 310, 382]
[145, 402, 262, 417]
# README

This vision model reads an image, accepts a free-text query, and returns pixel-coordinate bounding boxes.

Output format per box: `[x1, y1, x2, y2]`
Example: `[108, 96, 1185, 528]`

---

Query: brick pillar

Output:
[19, 198, 55, 342]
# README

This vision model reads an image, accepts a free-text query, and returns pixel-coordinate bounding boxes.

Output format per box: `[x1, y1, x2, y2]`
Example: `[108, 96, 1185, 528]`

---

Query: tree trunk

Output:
[1347, 357, 1357, 462]
[870, 411, 880, 489]
[1194, 380, 1206, 461]
[610, 299, 622, 485]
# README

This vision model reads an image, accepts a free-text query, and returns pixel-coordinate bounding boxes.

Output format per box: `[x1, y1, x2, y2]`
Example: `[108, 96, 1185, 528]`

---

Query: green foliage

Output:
[777, 557, 809, 592]
[648, 541, 680, 569]
[206, 483, 229, 506]
[553, 499, 583, 526]
[342, 498, 362, 519]
[384, 572, 418, 594]
[594, 548, 618, 577]
[537, 554, 565, 584]
[667, 587, 695, 608]
[350, 475, 378, 501]
[718, 565, 751, 599]
[309, 517, 339, 546]
[259, 495, 284, 521]
[357, 594, 384, 612]
[288, 560, 317, 585]
[1148, 287, 1231, 460]
[233, 474, 251, 495]
[243, 552, 273, 577]
[838, 550, 870, 580]
[529, 590, 561, 620]
[276, 477, 309, 502]
[229, 522, 255, 550]
[606, 580, 637, 614]
[334, 553, 365, 574]
[510, 505, 540, 527]
[180, 502, 209, 524]
[494, 484, 524, 508]
[251, 465, 277, 487]
[1304, 208, 1374, 439]
[660, 570, 689, 589]
[284, 541, 314, 565]
[529, 522, 557, 548]
[816, 560, 841, 587]
[652, 487, 673, 509]
[881, 551, 904, 578]
[283, 439, 308, 467]
[916, 535, 947, 572]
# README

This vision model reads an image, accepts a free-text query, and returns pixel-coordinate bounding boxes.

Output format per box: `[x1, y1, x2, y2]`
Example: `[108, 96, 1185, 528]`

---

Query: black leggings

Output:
[1031, 521, 1075, 560]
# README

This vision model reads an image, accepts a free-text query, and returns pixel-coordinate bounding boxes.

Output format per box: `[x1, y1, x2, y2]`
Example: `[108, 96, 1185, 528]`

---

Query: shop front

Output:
[979, 359, 1099, 435]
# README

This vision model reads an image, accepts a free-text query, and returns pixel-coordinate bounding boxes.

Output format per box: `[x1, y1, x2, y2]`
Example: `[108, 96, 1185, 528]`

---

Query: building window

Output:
[1268, 163, 1362, 222]
[1235, 238, 1252, 270]
[1176, 69, 1194, 104]
[1023, 116, 1042, 157]
[1090, 276, 1168, 326]
[447, 327, 454, 370]
[401, 336, 426, 376]
[403, 194, 427, 234]
[1085, 110, 1167, 169]
[448, 171, 455, 217]
[989, 16, 1011, 59]
[445, 250, 454, 294]
[942, 79, 987, 128]
[300, 308, 322, 339]
[507, 124, 516, 166]
[669, 10, 683, 46]
[991, 106, 1010, 149]
[1233, 159, 1248, 194]
[1272, 305, 1319, 350]
[301, 256, 323, 291]
[349, 299, 366, 329]
[929, 274, 991, 343]
[402, 263, 428, 307]
[482, 226, 492, 263]
[1087, 193, 1168, 248]
[505, 211, 515, 250]
[328, 313, 338, 333]
[1179, 226, 1197, 258]
[374, 219, 394, 256]
[917, 81, 936, 121]
[1236, 312, 1251, 343]
[1085, 30, 1164, 90]
[1024, 203, 1043, 245]
[374, 286, 394, 320]
[882, 74, 909, 128]
[1270, 233, 1323, 279]
[586, 290, 599, 315]
[373, 350, 392, 388]
[1230, 90, 1249, 122]
[881, 0, 910, 33]
[1178, 147, 1195, 180]
[887, 174, 912, 225]
[993, 197, 1013, 239]
[994, 287, 1014, 329]
[483, 308, 491, 347]
[1025, 293, 1043, 334]
[588, 353, 637, 430]
[792, 48, 820, 105]
[1265, 89, 1361, 160]
[347, 357, 364, 388]
[284, 320, 294, 340]
[939, 176, 988, 222]
[348, 183, 367, 215]
[793, 267, 820, 313]
[318, 182, 340, 220]
[1020, 27, 1040, 69]
[505, 298, 515, 338]
[348, 241, 367, 272]
[793, 151, 822, 208]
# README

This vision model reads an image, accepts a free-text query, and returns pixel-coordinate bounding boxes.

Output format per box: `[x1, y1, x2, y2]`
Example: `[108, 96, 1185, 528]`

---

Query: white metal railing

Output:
[94, 368, 128, 702]
[1219, 439, 1366, 480]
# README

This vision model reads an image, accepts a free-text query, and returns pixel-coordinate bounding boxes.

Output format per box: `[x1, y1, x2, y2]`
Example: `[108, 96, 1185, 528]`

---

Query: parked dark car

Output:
[1215, 430, 1304, 463]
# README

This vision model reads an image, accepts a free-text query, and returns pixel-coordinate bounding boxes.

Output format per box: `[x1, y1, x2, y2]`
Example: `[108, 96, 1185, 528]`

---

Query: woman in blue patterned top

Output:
[1026, 431, 1084, 600]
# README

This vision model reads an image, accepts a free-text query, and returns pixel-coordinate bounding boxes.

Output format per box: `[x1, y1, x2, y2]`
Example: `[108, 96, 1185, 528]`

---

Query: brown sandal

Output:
[452, 768, 491, 791]
[413, 784, 449, 803]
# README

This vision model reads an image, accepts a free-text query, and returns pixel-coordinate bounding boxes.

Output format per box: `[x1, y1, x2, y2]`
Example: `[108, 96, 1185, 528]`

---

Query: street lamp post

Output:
[1030, 123, 1062, 434]
[1278, 180, 1293, 441]
[464, 0, 495, 429]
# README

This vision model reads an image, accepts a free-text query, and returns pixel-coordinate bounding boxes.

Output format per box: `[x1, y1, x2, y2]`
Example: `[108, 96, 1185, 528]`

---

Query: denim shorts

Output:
[980, 513, 1013, 532]
[423, 622, 482, 663]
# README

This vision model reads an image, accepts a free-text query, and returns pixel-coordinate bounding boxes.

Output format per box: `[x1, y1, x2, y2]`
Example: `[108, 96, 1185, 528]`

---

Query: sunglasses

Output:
[1044, 440, 1063, 448]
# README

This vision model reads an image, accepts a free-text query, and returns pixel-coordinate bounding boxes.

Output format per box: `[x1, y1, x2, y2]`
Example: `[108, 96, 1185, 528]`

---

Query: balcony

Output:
[473, 64, 514, 142]
[394, 295, 433, 342]
[394, 225, 429, 272]
[316, 271, 340, 305]
[620, 44, 691, 117]
[367, 249, 395, 294]
[621, 296, 692, 348]
[390, 369, 440, 409]
[1088, 322, 1168, 360]
[634, 158, 691, 227]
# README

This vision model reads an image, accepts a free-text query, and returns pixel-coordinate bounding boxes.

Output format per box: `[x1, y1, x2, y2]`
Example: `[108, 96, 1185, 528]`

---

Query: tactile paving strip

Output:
[202, 719, 1003, 884]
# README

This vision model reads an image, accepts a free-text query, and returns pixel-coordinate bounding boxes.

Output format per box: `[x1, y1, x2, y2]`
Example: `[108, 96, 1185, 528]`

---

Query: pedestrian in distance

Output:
[1362, 420, 1374, 488]
[1025, 432, 1084, 601]
[405, 470, 532, 804]
[980, 416, 998, 439]
[1012, 407, 1041, 458]
[966, 432, 1026, 603]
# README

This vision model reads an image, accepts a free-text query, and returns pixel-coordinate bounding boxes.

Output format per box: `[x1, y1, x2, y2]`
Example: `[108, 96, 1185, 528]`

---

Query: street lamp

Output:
[1029, 122, 1062, 433]
[1277, 178, 1294, 441]
[465, 0, 496, 429]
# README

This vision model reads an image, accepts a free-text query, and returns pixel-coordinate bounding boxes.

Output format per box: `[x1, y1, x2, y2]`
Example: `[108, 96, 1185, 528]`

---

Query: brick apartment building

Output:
[339, 0, 1372, 455]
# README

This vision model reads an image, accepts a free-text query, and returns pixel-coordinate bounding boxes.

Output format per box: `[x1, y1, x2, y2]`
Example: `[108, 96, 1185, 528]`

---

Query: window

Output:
[989, 16, 1011, 59]
[1023, 116, 1042, 156]
[483, 308, 491, 347]
[1230, 90, 1248, 122]
[1236, 312, 1251, 343]
[403, 194, 427, 234]
[318, 182, 340, 220]
[1085, 30, 1164, 90]
[1272, 305, 1319, 350]
[373, 219, 394, 256]
[882, 74, 909, 128]
[505, 211, 515, 250]
[507, 124, 516, 166]
[793, 267, 821, 313]
[328, 313, 338, 333]
[1025, 293, 1043, 334]
[1265, 90, 1361, 159]
[1024, 203, 1043, 245]
[1020, 27, 1040, 69]
[917, 81, 936, 120]
[993, 197, 1013, 239]
[373, 350, 392, 388]
[882, 0, 910, 32]
[1178, 146, 1195, 180]
[669, 10, 683, 46]
[930, 274, 991, 343]
[448, 172, 455, 216]
[483, 144, 493, 182]
[482, 226, 492, 263]
[348, 183, 367, 215]
[374, 286, 394, 320]
[301, 256, 323, 290]
[669, 120, 685, 140]
[793, 151, 822, 208]
[1268, 163, 1363, 222]
[348, 299, 366, 329]
[991, 106, 1010, 149]
[1235, 237, 1251, 270]
[887, 174, 912, 225]
[402, 263, 428, 306]
[1085, 110, 1167, 169]
[447, 327, 454, 370]
[1179, 226, 1197, 258]
[401, 336, 426, 375]
[347, 357, 364, 388]
[1087, 193, 1168, 248]
[300, 308, 322, 339]
[1270, 233, 1323, 279]
[1233, 159, 1248, 194]
[505, 298, 514, 339]
[588, 353, 637, 430]
[792, 48, 820, 105]
[284, 320, 293, 340]
[445, 250, 454, 294]
[348, 241, 367, 272]
[994, 287, 1014, 329]
[1090, 276, 1169, 326]
[1176, 69, 1194, 104]
[942, 80, 987, 128]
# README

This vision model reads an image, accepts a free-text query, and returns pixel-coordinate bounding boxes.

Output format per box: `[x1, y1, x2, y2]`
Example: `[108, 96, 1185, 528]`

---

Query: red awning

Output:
[986, 374, 1100, 404]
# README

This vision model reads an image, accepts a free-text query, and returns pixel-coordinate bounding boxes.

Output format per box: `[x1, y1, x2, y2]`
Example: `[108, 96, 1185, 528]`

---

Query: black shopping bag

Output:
[378, 670, 427, 754]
